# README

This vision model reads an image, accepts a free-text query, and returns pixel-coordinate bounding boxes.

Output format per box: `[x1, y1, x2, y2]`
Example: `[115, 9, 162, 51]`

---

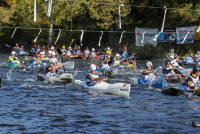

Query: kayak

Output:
[67, 54, 83, 59]
[19, 51, 29, 55]
[1, 62, 25, 68]
[161, 85, 187, 96]
[37, 73, 73, 83]
[70, 80, 131, 97]
[138, 77, 165, 88]
[118, 64, 136, 70]
[192, 122, 200, 127]
[41, 57, 50, 61]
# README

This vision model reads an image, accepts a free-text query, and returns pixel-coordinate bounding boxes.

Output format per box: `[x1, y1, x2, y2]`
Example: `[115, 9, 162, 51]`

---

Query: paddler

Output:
[49, 52, 58, 65]
[121, 46, 129, 59]
[31, 44, 37, 54]
[36, 45, 41, 53]
[61, 45, 66, 52]
[142, 61, 157, 82]
[113, 54, 123, 66]
[8, 51, 24, 66]
[83, 46, 90, 58]
[20, 46, 24, 52]
[89, 48, 96, 58]
[169, 56, 184, 69]
[46, 46, 55, 57]
[86, 64, 108, 86]
[162, 60, 187, 81]
[66, 46, 72, 56]
[40, 47, 46, 58]
[76, 46, 82, 54]
[106, 47, 111, 54]
[195, 51, 200, 61]
[186, 65, 200, 92]
[102, 59, 110, 70]
[186, 53, 194, 64]
[46, 61, 64, 78]
[23, 53, 43, 71]
[12, 43, 20, 54]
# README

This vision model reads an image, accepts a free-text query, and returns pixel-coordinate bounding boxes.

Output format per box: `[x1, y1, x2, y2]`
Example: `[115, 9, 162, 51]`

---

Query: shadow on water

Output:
[0, 53, 200, 133]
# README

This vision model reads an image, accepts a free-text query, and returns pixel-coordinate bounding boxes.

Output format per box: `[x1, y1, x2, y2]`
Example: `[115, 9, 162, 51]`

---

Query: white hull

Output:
[37, 73, 73, 83]
[19, 52, 29, 55]
[42, 61, 75, 70]
[71, 80, 130, 97]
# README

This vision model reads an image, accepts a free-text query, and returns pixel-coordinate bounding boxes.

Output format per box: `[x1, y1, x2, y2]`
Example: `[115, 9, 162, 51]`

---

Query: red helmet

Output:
[41, 47, 44, 49]
[16, 43, 18, 46]
[37, 53, 41, 58]
[124, 46, 127, 50]
[51, 45, 54, 47]
[34, 44, 37, 47]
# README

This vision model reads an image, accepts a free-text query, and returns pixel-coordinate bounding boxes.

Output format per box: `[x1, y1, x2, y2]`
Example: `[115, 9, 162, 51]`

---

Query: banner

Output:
[157, 29, 176, 42]
[176, 26, 195, 44]
[135, 27, 158, 47]
[195, 26, 200, 40]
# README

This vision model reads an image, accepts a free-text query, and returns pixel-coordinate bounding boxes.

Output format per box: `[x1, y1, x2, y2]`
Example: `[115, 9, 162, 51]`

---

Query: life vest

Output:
[47, 50, 53, 57]
[122, 50, 128, 58]
[76, 50, 81, 54]
[86, 72, 99, 85]
[46, 66, 58, 78]
[186, 57, 193, 63]
[102, 63, 110, 70]
[186, 75, 199, 92]
[85, 50, 90, 55]
[36, 48, 41, 53]
[142, 69, 155, 81]
[61, 49, 66, 52]
[90, 52, 96, 57]
[170, 59, 179, 67]
[162, 67, 175, 77]
[31, 60, 42, 68]
[40, 51, 46, 58]
[8, 56, 20, 65]
[14, 47, 20, 53]
[66, 51, 72, 56]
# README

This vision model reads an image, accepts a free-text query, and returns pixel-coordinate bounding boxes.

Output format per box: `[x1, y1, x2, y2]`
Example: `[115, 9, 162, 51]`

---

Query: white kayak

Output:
[71, 80, 131, 97]
[42, 61, 75, 70]
[37, 73, 73, 83]
[19, 51, 29, 55]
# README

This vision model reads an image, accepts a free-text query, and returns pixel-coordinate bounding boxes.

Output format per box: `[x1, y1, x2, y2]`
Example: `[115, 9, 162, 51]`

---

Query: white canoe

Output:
[37, 73, 73, 83]
[71, 80, 131, 97]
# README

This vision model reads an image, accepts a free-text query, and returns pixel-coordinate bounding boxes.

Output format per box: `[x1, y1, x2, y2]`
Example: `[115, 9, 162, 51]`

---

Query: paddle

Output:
[98, 43, 122, 68]
[57, 48, 65, 73]
[70, 39, 74, 47]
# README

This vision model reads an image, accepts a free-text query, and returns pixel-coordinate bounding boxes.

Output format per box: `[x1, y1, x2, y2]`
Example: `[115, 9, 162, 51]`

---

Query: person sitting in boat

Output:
[186, 65, 200, 92]
[121, 46, 129, 59]
[89, 48, 96, 58]
[186, 53, 194, 64]
[104, 50, 113, 66]
[36, 45, 41, 53]
[31, 44, 37, 54]
[23, 53, 43, 71]
[46, 47, 55, 57]
[83, 46, 90, 58]
[40, 47, 46, 58]
[102, 59, 111, 70]
[76, 46, 82, 54]
[61, 45, 66, 52]
[86, 64, 108, 86]
[49, 52, 58, 65]
[113, 54, 123, 66]
[195, 51, 200, 61]
[169, 56, 184, 69]
[162, 60, 187, 81]
[66, 46, 72, 57]
[73, 45, 78, 51]
[12, 43, 20, 54]
[142, 61, 157, 82]
[46, 61, 64, 78]
[106, 47, 111, 54]
[8, 51, 24, 66]
[20, 46, 24, 52]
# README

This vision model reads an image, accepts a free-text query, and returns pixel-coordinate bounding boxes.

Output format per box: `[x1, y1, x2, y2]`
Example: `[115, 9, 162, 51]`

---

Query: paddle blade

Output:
[57, 48, 62, 56]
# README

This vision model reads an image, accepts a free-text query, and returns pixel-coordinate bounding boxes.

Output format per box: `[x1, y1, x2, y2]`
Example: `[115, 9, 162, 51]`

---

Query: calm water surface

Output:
[0, 53, 200, 133]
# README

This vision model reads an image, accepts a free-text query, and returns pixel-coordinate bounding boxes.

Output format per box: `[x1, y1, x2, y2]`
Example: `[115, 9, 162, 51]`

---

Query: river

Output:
[0, 53, 199, 133]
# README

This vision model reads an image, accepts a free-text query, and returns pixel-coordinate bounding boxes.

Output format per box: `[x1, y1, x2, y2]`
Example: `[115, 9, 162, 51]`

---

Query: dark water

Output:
[0, 54, 200, 133]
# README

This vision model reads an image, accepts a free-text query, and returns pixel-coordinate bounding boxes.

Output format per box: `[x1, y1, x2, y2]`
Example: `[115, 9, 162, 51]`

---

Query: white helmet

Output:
[78, 46, 80, 48]
[170, 49, 174, 52]
[90, 64, 96, 71]
[51, 47, 54, 50]
[116, 54, 120, 57]
[190, 53, 193, 56]
[68, 46, 71, 49]
[92, 48, 95, 51]
[107, 47, 110, 50]
[146, 61, 153, 67]
[11, 51, 16, 54]
[51, 52, 55, 55]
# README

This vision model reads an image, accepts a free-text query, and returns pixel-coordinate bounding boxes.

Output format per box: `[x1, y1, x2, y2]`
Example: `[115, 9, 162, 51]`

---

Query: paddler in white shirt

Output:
[142, 61, 157, 82]
[61, 45, 66, 52]
[49, 52, 58, 65]
[86, 64, 108, 86]
[46, 47, 55, 57]
[89, 48, 96, 58]
[169, 56, 185, 70]
[83, 46, 90, 58]
[40, 47, 46, 58]
[8, 51, 24, 66]
[76, 46, 82, 54]
[66, 46, 72, 56]
[46, 61, 64, 78]
[195, 51, 200, 61]
[186, 53, 194, 64]
[113, 54, 123, 66]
